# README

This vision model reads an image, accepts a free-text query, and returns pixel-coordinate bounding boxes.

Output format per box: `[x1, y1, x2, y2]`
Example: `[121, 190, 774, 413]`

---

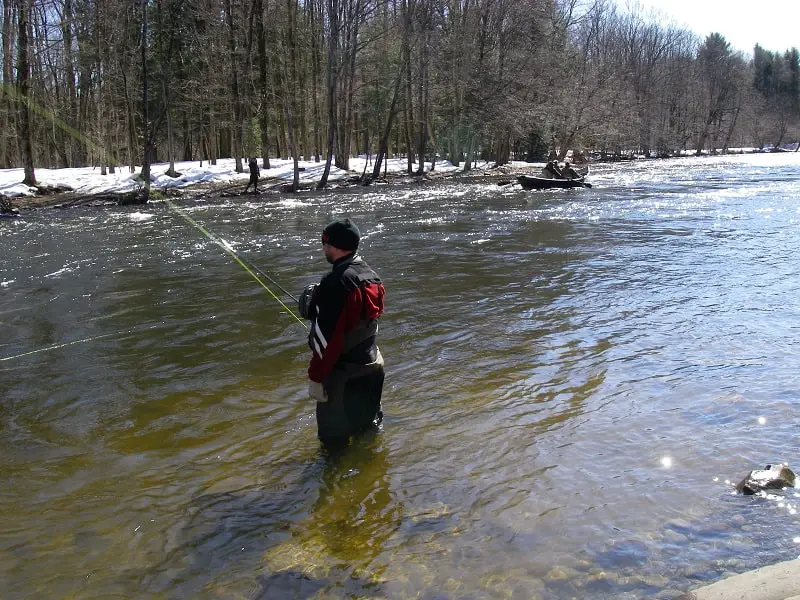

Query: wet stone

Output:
[544, 565, 581, 582]
[662, 529, 690, 545]
[736, 464, 796, 495]
[597, 539, 651, 568]
[729, 514, 747, 528]
[653, 590, 688, 599]
[665, 519, 694, 535]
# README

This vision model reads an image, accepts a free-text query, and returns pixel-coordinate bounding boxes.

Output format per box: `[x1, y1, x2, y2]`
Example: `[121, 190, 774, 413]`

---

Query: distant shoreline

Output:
[2, 148, 798, 214]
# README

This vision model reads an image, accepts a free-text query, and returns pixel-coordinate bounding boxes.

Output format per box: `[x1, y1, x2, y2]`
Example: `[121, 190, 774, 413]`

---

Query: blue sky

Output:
[618, 0, 799, 55]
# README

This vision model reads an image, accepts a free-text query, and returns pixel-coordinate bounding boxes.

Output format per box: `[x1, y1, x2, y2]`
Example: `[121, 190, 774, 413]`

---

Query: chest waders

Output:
[316, 348, 384, 446]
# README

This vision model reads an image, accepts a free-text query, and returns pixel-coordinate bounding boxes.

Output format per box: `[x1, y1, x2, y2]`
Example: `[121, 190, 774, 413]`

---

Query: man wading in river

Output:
[299, 219, 386, 448]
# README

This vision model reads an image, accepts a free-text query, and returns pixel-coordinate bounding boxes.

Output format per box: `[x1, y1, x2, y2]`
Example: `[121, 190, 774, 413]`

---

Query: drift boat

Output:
[516, 175, 590, 190]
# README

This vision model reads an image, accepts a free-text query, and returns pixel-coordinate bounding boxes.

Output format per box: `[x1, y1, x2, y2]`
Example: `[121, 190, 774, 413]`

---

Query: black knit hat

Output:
[322, 218, 360, 251]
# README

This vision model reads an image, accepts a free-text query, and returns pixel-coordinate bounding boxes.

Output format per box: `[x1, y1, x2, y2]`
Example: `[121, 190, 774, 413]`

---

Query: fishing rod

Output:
[163, 198, 307, 329]
[235, 249, 298, 303]
[1, 90, 304, 325]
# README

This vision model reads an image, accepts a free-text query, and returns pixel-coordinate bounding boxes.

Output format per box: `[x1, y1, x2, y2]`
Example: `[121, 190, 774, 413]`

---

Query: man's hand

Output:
[309, 380, 327, 403]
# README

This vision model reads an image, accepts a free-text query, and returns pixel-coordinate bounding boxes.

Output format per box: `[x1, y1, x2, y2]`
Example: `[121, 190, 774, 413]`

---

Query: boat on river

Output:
[516, 174, 590, 190]
[516, 165, 591, 190]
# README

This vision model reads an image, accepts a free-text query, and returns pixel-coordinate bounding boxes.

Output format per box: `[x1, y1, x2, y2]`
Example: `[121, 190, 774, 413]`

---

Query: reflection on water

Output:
[2, 153, 800, 598]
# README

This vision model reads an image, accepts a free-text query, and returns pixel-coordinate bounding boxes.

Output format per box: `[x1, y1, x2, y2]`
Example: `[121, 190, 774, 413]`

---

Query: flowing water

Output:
[2, 153, 800, 599]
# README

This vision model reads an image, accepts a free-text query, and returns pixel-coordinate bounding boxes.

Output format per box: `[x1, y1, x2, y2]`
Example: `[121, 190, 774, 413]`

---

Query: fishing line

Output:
[4, 90, 306, 329]
[163, 199, 307, 329]
[235, 251, 298, 302]
[0, 322, 164, 363]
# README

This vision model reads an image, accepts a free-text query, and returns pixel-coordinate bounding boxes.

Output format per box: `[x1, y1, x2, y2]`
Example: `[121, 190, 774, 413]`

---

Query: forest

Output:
[1, 0, 799, 198]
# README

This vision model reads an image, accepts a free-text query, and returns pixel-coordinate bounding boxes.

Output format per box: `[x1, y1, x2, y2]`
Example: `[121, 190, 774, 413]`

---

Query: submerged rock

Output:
[735, 463, 796, 495]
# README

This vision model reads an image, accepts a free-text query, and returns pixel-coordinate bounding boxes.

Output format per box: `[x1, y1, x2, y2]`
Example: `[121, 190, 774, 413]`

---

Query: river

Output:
[2, 153, 799, 599]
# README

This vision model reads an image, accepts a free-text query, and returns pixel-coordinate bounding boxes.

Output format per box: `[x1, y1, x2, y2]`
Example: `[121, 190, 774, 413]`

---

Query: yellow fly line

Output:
[163, 199, 308, 330]
[1, 87, 307, 364]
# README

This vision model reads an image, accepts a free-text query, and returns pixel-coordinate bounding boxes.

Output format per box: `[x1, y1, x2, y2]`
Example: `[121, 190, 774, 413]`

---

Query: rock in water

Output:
[735, 463, 796, 495]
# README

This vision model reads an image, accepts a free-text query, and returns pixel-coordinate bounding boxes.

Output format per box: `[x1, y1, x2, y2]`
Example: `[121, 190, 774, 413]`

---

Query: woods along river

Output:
[2, 153, 800, 599]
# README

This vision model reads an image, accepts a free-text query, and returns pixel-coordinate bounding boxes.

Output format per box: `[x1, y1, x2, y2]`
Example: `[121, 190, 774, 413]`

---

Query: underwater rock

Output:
[735, 463, 795, 495]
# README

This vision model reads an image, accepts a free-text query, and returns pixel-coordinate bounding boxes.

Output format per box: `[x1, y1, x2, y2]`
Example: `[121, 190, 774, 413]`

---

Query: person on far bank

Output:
[298, 219, 386, 449]
[244, 157, 260, 193]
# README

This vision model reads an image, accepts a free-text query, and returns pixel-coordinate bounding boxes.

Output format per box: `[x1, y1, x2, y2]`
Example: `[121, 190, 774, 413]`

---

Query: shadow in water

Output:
[253, 431, 399, 599]
[136, 431, 399, 599]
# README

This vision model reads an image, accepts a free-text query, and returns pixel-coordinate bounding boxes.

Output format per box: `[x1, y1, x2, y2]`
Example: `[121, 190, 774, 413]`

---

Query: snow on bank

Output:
[0, 156, 472, 199]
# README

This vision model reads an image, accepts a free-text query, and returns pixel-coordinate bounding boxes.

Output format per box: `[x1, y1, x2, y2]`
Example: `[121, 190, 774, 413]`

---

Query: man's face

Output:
[322, 242, 336, 264]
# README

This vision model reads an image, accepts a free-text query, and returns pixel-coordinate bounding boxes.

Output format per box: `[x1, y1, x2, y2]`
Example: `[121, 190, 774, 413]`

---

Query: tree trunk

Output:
[695, 114, 714, 156]
[402, 0, 414, 173]
[96, 0, 107, 175]
[416, 24, 429, 175]
[282, 0, 300, 190]
[317, 0, 340, 189]
[140, 0, 151, 202]
[283, 97, 300, 190]
[255, 0, 272, 168]
[224, 0, 244, 172]
[464, 129, 475, 171]
[182, 110, 192, 160]
[721, 102, 741, 153]
[371, 66, 403, 181]
[124, 75, 137, 173]
[208, 105, 218, 165]
[163, 79, 177, 177]
[340, 2, 360, 171]
[311, 0, 321, 162]
[2, 0, 16, 168]
[17, 0, 35, 186]
[61, 0, 77, 167]
[299, 32, 308, 161]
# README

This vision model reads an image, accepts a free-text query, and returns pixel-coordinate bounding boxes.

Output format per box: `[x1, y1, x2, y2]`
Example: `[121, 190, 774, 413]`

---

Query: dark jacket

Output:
[307, 254, 384, 383]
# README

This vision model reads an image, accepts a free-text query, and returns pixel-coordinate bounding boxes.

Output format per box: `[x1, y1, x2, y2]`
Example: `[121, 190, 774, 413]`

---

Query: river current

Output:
[2, 153, 799, 599]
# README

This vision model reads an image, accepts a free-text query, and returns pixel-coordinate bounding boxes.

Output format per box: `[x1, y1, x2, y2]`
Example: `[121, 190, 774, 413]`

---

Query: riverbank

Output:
[678, 557, 800, 600]
[0, 155, 525, 213]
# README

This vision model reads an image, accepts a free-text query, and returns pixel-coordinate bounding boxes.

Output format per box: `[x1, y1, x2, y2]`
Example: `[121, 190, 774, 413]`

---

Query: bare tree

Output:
[1, 0, 16, 168]
[17, 0, 35, 186]
[224, 0, 244, 173]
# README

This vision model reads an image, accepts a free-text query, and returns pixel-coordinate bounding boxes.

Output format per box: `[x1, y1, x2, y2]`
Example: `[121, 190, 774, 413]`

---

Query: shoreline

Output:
[0, 163, 528, 213]
[678, 557, 800, 600]
[3, 148, 798, 215]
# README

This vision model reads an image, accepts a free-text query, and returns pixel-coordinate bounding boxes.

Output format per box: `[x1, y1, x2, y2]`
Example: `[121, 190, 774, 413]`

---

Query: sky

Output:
[620, 0, 800, 55]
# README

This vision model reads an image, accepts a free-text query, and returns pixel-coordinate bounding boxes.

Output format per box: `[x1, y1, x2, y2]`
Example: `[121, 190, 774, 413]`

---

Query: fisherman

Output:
[299, 219, 386, 449]
[542, 160, 564, 179]
[561, 159, 580, 180]
[244, 157, 260, 193]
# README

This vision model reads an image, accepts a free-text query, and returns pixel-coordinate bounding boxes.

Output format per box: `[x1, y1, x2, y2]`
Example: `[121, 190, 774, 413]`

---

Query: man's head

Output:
[321, 218, 360, 263]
